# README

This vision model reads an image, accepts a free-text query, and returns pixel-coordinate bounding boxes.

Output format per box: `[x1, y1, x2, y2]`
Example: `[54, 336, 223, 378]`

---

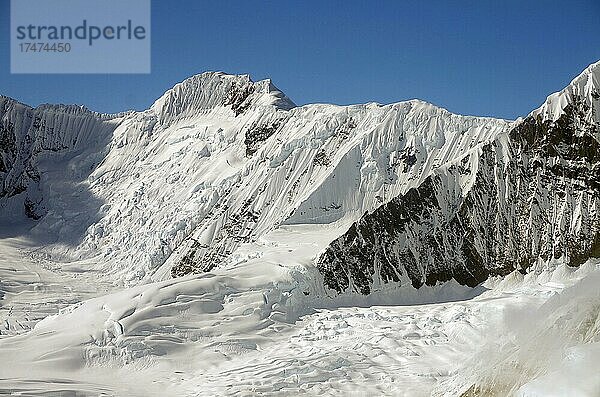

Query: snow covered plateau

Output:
[0, 61, 599, 396]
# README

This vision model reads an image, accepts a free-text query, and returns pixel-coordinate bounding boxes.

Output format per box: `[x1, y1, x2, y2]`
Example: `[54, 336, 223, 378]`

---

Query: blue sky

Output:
[0, 0, 599, 119]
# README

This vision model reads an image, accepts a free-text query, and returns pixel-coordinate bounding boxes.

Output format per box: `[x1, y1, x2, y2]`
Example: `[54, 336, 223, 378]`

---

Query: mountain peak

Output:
[531, 60, 600, 122]
[150, 72, 295, 126]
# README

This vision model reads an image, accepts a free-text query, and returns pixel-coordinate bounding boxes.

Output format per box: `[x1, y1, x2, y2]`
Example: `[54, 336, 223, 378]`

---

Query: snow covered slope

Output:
[433, 260, 600, 397]
[0, 97, 121, 224]
[166, 99, 510, 280]
[2, 61, 600, 397]
[1, 234, 597, 396]
[1, 72, 510, 284]
[2, 63, 598, 295]
[318, 61, 600, 294]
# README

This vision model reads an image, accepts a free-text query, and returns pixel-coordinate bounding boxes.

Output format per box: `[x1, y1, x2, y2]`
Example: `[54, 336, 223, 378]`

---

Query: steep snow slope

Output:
[1, 72, 510, 284]
[318, 61, 600, 294]
[0, 97, 121, 225]
[1, 73, 294, 281]
[2, 62, 600, 397]
[166, 100, 510, 279]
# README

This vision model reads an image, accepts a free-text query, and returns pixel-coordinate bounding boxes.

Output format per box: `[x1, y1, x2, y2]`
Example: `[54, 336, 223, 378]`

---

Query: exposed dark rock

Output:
[171, 194, 264, 277]
[24, 197, 45, 220]
[0, 96, 117, 222]
[317, 96, 600, 294]
[0, 119, 17, 191]
[171, 239, 205, 278]
[223, 81, 255, 116]
[336, 117, 357, 139]
[313, 149, 331, 166]
[399, 147, 417, 172]
[244, 119, 282, 156]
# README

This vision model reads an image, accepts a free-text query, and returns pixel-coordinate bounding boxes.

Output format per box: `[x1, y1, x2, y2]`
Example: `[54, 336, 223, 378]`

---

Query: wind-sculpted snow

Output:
[2, 233, 597, 396]
[318, 61, 600, 294]
[2, 63, 599, 294]
[167, 100, 510, 279]
[0, 96, 120, 223]
[2, 62, 600, 396]
[150, 72, 295, 126]
[1, 70, 512, 283]
[0, 73, 295, 281]
[433, 260, 600, 397]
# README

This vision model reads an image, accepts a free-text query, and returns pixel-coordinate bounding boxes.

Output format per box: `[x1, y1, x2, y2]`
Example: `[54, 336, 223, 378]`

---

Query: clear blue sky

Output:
[1, 0, 599, 119]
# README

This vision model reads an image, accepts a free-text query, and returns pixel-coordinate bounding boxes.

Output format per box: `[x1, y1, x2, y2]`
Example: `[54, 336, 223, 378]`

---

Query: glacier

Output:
[0, 62, 599, 396]
[1, 71, 512, 284]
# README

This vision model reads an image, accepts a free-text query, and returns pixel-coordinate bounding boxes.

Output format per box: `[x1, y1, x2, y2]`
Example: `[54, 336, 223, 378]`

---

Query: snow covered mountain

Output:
[1, 62, 599, 396]
[0, 97, 120, 222]
[2, 63, 599, 294]
[1, 71, 511, 284]
[318, 61, 600, 294]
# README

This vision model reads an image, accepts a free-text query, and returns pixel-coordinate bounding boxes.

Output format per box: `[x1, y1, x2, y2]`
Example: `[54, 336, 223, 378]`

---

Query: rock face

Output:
[168, 100, 510, 278]
[1, 62, 599, 292]
[0, 97, 118, 221]
[317, 62, 600, 294]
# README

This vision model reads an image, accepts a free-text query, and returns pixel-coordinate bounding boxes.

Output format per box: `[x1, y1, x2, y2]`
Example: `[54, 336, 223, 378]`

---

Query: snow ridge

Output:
[150, 72, 295, 126]
[1, 62, 600, 397]
[1, 62, 599, 291]
[1, 72, 512, 283]
[317, 61, 600, 294]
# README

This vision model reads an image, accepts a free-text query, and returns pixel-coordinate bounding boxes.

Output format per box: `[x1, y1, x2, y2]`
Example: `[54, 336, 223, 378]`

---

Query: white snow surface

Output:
[531, 60, 600, 124]
[1, 234, 599, 396]
[1, 62, 600, 395]
[0, 71, 513, 283]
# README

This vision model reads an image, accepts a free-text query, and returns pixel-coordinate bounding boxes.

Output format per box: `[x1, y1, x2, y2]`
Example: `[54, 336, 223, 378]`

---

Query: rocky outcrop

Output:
[244, 118, 283, 156]
[0, 97, 118, 220]
[317, 65, 600, 294]
[3, 63, 599, 290]
[169, 101, 509, 278]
